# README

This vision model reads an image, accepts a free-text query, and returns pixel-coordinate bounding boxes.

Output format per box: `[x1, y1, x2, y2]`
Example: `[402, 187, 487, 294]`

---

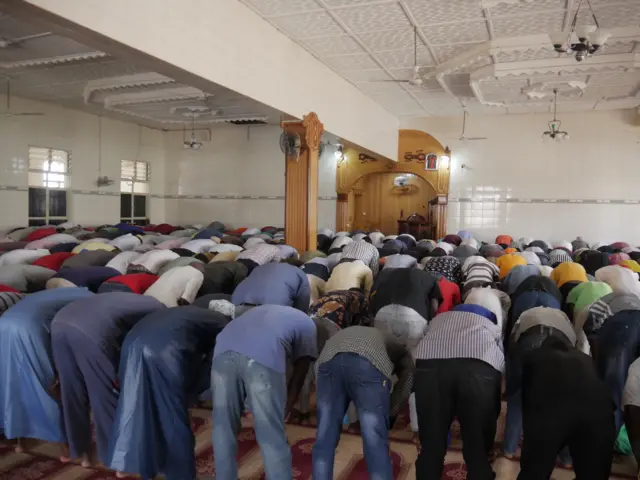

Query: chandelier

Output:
[548, 0, 610, 62]
[542, 90, 569, 141]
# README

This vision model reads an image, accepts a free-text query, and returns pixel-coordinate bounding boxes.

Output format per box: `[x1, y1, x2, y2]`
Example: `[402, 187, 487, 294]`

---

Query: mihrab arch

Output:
[336, 129, 451, 239]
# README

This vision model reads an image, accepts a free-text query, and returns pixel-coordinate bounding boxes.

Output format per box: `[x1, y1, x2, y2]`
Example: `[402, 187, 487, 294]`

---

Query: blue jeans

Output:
[312, 353, 393, 480]
[211, 351, 291, 480]
[503, 390, 522, 455]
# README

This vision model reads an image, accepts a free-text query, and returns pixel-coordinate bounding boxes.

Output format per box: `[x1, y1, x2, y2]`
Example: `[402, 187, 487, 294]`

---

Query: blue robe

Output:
[107, 306, 229, 480]
[0, 287, 94, 441]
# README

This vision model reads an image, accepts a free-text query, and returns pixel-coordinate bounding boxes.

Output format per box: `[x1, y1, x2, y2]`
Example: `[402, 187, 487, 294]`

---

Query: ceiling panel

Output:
[299, 35, 363, 56]
[334, 2, 411, 33]
[408, 0, 485, 25]
[491, 11, 565, 38]
[423, 21, 491, 45]
[358, 29, 415, 51]
[323, 52, 380, 70]
[341, 69, 391, 82]
[244, 0, 320, 16]
[579, 3, 640, 29]
[268, 11, 344, 38]
[375, 47, 434, 69]
[495, 47, 560, 63]
[488, 0, 565, 16]
[431, 43, 484, 64]
[0, 35, 95, 64]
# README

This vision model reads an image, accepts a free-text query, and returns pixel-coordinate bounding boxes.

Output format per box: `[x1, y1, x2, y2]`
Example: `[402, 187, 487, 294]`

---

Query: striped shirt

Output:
[316, 326, 414, 416]
[462, 257, 498, 288]
[341, 240, 380, 275]
[236, 244, 282, 265]
[0, 292, 25, 313]
[585, 292, 640, 335]
[414, 311, 505, 373]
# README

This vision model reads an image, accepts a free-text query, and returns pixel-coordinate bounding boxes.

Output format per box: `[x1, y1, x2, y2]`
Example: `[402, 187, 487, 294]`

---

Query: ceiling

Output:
[0, 11, 282, 129]
[241, 0, 640, 117]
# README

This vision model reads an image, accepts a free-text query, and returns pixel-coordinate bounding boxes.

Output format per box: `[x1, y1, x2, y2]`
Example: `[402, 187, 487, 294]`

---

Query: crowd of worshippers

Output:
[1, 222, 640, 479]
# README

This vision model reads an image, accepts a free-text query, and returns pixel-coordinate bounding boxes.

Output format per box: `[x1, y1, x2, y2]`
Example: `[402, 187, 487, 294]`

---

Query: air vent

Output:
[225, 119, 267, 125]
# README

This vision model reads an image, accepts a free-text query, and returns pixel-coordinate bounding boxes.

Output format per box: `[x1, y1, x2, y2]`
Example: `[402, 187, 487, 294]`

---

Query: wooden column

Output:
[283, 112, 324, 252]
[432, 195, 448, 239]
[336, 193, 348, 232]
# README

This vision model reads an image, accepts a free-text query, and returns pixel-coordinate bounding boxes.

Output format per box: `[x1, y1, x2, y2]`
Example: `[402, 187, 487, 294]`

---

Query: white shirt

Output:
[518, 251, 541, 266]
[106, 251, 142, 274]
[595, 265, 640, 295]
[0, 249, 49, 266]
[465, 287, 511, 331]
[369, 232, 385, 246]
[210, 243, 243, 253]
[109, 233, 142, 251]
[330, 236, 353, 250]
[624, 357, 640, 407]
[325, 260, 373, 296]
[144, 266, 204, 307]
[181, 239, 216, 254]
[26, 234, 79, 250]
[243, 237, 266, 249]
[131, 250, 180, 274]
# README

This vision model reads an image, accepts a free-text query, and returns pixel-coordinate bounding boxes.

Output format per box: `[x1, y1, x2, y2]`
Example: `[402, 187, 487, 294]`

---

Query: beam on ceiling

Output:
[15, 0, 399, 160]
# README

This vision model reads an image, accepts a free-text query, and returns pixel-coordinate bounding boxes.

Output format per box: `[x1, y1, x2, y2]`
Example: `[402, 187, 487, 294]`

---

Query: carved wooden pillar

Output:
[283, 112, 324, 252]
[431, 194, 448, 239]
[336, 193, 348, 232]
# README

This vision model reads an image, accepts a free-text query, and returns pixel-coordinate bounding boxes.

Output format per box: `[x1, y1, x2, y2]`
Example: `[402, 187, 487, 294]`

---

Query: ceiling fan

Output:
[2, 79, 45, 116]
[374, 27, 433, 87]
[0, 32, 52, 49]
[457, 110, 487, 141]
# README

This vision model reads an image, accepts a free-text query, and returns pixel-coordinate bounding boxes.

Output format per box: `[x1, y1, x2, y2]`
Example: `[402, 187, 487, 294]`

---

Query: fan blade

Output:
[460, 136, 488, 141]
[3, 112, 45, 116]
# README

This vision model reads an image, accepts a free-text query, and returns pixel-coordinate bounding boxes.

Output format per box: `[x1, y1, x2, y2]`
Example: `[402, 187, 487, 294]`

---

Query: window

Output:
[28, 147, 70, 226]
[120, 160, 149, 225]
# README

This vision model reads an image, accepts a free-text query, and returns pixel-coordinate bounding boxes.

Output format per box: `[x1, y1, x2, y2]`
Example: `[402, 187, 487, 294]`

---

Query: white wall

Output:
[0, 96, 168, 229]
[163, 124, 337, 229]
[402, 109, 640, 244]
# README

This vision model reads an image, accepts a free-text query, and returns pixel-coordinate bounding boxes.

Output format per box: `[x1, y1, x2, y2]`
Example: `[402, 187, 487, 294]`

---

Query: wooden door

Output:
[353, 173, 435, 234]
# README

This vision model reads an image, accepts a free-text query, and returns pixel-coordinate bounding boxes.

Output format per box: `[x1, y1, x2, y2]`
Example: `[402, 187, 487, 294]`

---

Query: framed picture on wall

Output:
[425, 153, 438, 171]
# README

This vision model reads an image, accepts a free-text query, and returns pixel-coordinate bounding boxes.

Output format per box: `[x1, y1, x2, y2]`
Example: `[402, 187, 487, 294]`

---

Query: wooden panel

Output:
[353, 172, 436, 234]
[285, 152, 309, 252]
[336, 194, 348, 232]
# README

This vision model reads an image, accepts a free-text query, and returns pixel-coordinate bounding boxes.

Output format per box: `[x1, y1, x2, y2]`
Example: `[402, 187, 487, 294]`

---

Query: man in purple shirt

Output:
[231, 262, 310, 312]
[211, 305, 317, 479]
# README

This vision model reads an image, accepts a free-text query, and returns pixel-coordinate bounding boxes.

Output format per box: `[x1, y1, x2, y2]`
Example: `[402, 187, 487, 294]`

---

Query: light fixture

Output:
[183, 111, 203, 150]
[542, 89, 569, 141]
[334, 143, 344, 160]
[440, 147, 451, 169]
[548, 0, 610, 62]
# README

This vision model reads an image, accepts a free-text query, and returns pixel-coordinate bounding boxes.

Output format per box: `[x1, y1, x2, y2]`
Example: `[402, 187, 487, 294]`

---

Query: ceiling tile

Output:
[299, 35, 363, 56]
[268, 11, 344, 39]
[588, 3, 640, 28]
[404, 77, 443, 91]
[334, 3, 411, 33]
[243, 0, 320, 16]
[375, 47, 434, 69]
[323, 52, 379, 70]
[506, 104, 551, 114]
[489, 0, 565, 16]
[423, 20, 490, 44]
[357, 29, 415, 51]
[583, 84, 635, 99]
[432, 43, 484, 63]
[555, 100, 597, 112]
[454, 56, 493, 74]
[322, 0, 395, 6]
[0, 15, 52, 39]
[492, 11, 565, 38]
[599, 41, 636, 55]
[587, 72, 640, 87]
[408, 0, 486, 25]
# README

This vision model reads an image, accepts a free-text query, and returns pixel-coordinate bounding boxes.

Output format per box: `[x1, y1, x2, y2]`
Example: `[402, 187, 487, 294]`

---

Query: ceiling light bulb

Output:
[575, 25, 596, 41]
[549, 32, 567, 48]
[589, 28, 611, 47]
[440, 155, 450, 169]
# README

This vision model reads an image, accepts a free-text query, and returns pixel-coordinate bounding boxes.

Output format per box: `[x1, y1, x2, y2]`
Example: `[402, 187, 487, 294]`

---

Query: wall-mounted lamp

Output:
[440, 147, 451, 170]
[334, 144, 344, 161]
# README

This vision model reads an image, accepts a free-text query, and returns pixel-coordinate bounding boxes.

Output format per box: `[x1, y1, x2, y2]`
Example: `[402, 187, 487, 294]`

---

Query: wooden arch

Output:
[335, 129, 451, 238]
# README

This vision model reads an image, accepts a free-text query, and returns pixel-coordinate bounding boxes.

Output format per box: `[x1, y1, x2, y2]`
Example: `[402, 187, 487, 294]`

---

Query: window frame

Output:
[28, 146, 70, 226]
[120, 160, 150, 225]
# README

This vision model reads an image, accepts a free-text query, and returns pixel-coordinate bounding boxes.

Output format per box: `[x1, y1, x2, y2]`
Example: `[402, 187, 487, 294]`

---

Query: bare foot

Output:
[503, 453, 514, 459]
[14, 445, 23, 453]
[59, 456, 72, 463]
[115, 471, 127, 478]
[80, 458, 91, 468]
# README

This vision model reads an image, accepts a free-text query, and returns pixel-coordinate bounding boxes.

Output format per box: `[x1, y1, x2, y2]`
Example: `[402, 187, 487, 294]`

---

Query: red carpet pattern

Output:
[0, 408, 635, 479]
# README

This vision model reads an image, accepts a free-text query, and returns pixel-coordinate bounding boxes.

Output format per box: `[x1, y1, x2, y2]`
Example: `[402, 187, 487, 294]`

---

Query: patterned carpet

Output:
[0, 408, 636, 479]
